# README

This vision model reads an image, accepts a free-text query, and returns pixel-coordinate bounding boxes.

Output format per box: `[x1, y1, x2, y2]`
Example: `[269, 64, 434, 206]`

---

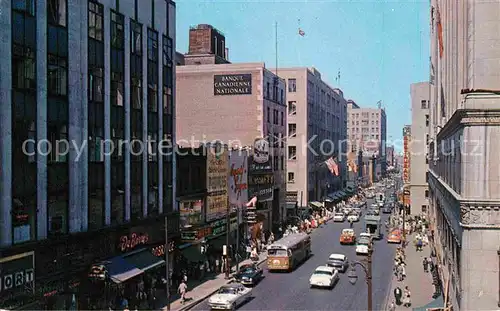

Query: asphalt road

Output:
[192, 193, 398, 311]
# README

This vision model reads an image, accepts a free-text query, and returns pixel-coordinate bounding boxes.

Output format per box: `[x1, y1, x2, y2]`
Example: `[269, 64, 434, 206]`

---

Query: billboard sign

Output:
[228, 151, 248, 211]
[206, 145, 229, 221]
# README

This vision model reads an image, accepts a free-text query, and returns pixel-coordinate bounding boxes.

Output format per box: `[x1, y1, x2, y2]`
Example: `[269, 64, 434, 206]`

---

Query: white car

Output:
[356, 233, 372, 255]
[347, 213, 360, 222]
[208, 283, 252, 310]
[309, 266, 339, 289]
[333, 213, 345, 222]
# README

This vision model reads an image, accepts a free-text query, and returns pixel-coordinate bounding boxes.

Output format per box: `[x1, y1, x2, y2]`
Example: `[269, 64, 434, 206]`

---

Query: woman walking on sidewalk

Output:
[178, 280, 188, 305]
[403, 286, 412, 307]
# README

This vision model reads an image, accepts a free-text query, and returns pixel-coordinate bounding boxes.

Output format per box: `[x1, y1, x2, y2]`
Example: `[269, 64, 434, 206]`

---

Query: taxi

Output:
[387, 229, 402, 244]
[339, 228, 356, 245]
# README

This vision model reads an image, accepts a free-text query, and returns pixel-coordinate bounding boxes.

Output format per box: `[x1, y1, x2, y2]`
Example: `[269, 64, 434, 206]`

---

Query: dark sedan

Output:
[233, 264, 264, 286]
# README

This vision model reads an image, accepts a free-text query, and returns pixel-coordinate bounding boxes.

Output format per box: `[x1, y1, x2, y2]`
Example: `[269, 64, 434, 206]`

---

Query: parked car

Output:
[327, 253, 349, 272]
[309, 266, 339, 289]
[233, 263, 264, 286]
[387, 229, 402, 244]
[333, 213, 345, 222]
[382, 204, 392, 214]
[208, 283, 252, 310]
[339, 228, 356, 245]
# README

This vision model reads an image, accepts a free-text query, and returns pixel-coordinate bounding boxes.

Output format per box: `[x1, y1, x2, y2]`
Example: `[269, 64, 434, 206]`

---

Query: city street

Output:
[191, 198, 397, 311]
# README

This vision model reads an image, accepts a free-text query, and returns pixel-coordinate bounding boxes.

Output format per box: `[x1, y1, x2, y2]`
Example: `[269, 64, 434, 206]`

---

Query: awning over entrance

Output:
[412, 293, 444, 311]
[309, 201, 323, 209]
[104, 256, 143, 284]
[102, 248, 165, 284]
[124, 249, 165, 271]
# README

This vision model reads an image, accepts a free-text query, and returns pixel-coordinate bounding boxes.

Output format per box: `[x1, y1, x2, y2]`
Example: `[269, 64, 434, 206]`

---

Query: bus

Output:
[267, 232, 311, 272]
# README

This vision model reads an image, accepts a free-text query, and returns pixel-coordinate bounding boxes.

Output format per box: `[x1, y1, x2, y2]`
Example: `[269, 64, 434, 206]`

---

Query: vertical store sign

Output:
[403, 126, 411, 183]
[206, 145, 229, 221]
[228, 151, 248, 211]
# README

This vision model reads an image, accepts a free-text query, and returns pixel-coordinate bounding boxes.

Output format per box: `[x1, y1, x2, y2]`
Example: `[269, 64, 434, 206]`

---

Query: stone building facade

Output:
[275, 67, 348, 206]
[410, 82, 430, 215]
[427, 0, 500, 310]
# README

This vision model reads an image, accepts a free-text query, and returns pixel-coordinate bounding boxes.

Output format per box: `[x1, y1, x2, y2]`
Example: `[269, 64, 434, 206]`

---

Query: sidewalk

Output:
[384, 233, 435, 310]
[160, 252, 268, 311]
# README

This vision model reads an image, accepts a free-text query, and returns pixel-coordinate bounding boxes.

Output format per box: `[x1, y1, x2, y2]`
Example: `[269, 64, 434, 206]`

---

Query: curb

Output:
[176, 257, 268, 311]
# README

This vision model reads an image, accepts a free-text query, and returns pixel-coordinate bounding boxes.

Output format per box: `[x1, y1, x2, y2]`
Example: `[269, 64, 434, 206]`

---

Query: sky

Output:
[175, 0, 430, 152]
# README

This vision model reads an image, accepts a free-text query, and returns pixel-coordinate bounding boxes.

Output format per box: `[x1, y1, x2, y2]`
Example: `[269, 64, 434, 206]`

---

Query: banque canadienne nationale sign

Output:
[214, 74, 252, 95]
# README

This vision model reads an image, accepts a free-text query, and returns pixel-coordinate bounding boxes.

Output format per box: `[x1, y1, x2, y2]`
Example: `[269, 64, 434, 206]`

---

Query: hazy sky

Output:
[176, 0, 430, 151]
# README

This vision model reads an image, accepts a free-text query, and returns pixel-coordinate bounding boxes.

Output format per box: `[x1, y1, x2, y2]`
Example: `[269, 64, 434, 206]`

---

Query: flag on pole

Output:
[298, 28, 305, 36]
[325, 157, 339, 176]
[437, 5, 444, 58]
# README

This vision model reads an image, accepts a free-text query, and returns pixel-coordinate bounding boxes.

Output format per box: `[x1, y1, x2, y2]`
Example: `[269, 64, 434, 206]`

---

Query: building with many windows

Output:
[276, 67, 348, 206]
[176, 24, 287, 233]
[409, 82, 430, 215]
[347, 100, 387, 181]
[0, 0, 177, 309]
[427, 0, 500, 310]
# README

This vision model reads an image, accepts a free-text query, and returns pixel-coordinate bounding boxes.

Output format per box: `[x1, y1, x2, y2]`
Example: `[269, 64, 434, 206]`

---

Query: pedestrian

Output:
[423, 257, 429, 272]
[388, 300, 396, 311]
[178, 280, 188, 304]
[401, 263, 406, 280]
[215, 258, 220, 273]
[403, 286, 412, 307]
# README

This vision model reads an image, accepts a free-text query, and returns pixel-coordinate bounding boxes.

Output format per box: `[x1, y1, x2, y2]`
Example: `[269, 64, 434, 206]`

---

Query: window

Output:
[288, 172, 295, 183]
[88, 163, 104, 230]
[288, 78, 296, 92]
[147, 28, 158, 62]
[426, 156, 429, 164]
[147, 29, 158, 113]
[421, 205, 427, 213]
[288, 146, 297, 160]
[13, 0, 35, 15]
[162, 35, 173, 88]
[131, 20, 142, 55]
[88, 1, 103, 41]
[425, 190, 429, 198]
[89, 67, 104, 102]
[111, 11, 124, 49]
[267, 107, 270, 123]
[273, 109, 278, 125]
[288, 123, 297, 138]
[421, 100, 427, 109]
[266, 82, 270, 99]
[48, 0, 66, 26]
[273, 155, 278, 171]
[48, 164, 69, 235]
[111, 72, 124, 106]
[426, 114, 430, 127]
[47, 54, 67, 96]
[288, 101, 296, 115]
[280, 155, 284, 170]
[111, 161, 125, 225]
[131, 76, 142, 109]
[281, 111, 284, 126]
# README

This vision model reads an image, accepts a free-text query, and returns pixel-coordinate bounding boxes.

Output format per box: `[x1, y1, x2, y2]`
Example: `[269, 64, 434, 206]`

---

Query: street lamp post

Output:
[347, 244, 373, 311]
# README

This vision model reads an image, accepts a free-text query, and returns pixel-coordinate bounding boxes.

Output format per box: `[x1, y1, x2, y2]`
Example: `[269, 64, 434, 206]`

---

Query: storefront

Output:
[0, 214, 180, 310]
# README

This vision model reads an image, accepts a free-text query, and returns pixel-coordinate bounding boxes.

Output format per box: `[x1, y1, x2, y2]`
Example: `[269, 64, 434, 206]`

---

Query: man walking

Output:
[423, 257, 429, 272]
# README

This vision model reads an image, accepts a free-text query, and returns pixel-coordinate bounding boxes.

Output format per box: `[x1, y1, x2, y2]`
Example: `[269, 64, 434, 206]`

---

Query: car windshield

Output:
[335, 213, 343, 216]
[314, 270, 332, 276]
[329, 259, 344, 265]
[218, 287, 237, 295]
[240, 267, 255, 274]
[358, 238, 370, 245]
[268, 249, 288, 256]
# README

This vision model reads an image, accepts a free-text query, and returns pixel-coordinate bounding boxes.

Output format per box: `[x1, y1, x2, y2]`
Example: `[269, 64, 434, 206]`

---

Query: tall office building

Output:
[428, 0, 500, 310]
[277, 67, 348, 206]
[347, 101, 387, 181]
[0, 0, 177, 309]
[176, 25, 287, 232]
[409, 82, 430, 215]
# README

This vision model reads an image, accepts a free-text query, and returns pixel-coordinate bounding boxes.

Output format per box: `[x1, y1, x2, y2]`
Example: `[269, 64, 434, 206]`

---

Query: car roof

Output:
[342, 229, 354, 234]
[360, 232, 371, 237]
[329, 254, 346, 260]
[315, 265, 335, 273]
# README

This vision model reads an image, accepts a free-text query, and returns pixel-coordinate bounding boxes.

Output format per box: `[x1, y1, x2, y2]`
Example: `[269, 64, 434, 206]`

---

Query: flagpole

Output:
[275, 21, 278, 77]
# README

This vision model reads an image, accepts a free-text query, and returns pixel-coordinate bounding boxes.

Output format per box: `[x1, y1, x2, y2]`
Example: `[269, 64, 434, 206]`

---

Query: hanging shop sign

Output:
[228, 152, 248, 210]
[181, 227, 212, 241]
[250, 139, 271, 172]
[151, 241, 176, 257]
[180, 199, 204, 227]
[0, 252, 35, 310]
[208, 218, 238, 238]
[286, 191, 298, 202]
[248, 173, 274, 202]
[206, 145, 229, 221]
[118, 232, 150, 252]
[214, 74, 252, 96]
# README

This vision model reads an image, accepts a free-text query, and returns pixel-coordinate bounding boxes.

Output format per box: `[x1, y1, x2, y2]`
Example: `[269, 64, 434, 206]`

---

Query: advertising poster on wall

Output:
[206, 145, 229, 222]
[403, 126, 411, 184]
[180, 200, 204, 228]
[0, 252, 35, 310]
[228, 151, 248, 211]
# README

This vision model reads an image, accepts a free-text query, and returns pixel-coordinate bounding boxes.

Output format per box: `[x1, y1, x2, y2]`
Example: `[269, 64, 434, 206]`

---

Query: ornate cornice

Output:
[460, 202, 500, 226]
[437, 109, 500, 140]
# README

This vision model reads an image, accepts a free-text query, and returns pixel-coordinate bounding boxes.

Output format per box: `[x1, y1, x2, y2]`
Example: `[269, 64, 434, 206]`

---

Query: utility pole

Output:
[165, 215, 170, 311]
[236, 207, 240, 271]
[367, 246, 373, 311]
[225, 195, 231, 279]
